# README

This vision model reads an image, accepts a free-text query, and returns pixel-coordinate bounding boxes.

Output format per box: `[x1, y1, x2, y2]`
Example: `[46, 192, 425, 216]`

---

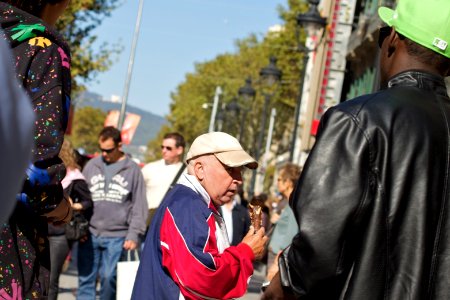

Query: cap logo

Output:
[433, 38, 448, 51]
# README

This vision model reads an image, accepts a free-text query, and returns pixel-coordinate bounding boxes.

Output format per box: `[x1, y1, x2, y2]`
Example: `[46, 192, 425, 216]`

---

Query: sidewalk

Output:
[57, 260, 265, 300]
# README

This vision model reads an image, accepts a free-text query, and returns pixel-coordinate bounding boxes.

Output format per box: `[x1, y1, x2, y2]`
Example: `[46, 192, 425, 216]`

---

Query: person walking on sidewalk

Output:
[78, 126, 148, 300]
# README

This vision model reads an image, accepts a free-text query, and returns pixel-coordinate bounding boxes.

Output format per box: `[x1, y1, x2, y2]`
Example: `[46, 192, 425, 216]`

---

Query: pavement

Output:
[57, 252, 265, 300]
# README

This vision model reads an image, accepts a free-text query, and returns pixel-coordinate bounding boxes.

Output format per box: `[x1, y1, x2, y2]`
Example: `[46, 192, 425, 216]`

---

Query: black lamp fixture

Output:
[226, 98, 240, 116]
[238, 77, 256, 101]
[248, 56, 282, 199]
[296, 0, 327, 35]
[259, 56, 283, 88]
[237, 78, 256, 142]
[222, 98, 240, 134]
[290, 0, 327, 162]
[215, 109, 225, 132]
[256, 57, 282, 164]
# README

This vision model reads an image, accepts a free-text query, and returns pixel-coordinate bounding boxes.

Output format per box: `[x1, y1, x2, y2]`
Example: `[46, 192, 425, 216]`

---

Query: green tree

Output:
[148, 0, 310, 161]
[56, 0, 122, 94]
[70, 107, 107, 153]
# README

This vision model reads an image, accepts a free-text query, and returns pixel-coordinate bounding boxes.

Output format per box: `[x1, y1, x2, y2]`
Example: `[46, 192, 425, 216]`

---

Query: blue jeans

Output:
[77, 234, 125, 300]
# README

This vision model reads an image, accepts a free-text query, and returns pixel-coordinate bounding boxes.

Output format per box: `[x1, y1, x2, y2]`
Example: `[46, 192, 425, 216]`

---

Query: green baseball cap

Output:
[378, 0, 450, 58]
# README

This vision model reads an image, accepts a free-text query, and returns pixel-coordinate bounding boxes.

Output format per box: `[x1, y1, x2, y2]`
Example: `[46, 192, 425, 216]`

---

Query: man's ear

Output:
[117, 142, 123, 152]
[175, 146, 184, 157]
[193, 161, 205, 181]
[387, 28, 400, 57]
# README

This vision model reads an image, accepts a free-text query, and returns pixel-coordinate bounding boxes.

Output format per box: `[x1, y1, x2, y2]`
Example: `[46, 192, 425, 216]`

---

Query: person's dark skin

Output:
[39, 0, 71, 27]
[261, 27, 450, 300]
[379, 27, 446, 86]
[261, 271, 296, 300]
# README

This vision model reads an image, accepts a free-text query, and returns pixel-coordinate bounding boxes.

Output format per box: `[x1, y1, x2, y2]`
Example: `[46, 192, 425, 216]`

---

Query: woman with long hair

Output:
[48, 140, 92, 300]
[266, 163, 301, 280]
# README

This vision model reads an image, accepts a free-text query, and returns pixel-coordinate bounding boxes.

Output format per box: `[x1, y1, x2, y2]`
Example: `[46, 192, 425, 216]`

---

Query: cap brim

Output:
[378, 6, 394, 26]
[214, 151, 258, 169]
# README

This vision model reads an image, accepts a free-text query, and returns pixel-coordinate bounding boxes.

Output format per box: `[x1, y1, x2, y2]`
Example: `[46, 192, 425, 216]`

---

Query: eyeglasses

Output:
[378, 26, 392, 48]
[161, 145, 173, 151]
[99, 147, 116, 154]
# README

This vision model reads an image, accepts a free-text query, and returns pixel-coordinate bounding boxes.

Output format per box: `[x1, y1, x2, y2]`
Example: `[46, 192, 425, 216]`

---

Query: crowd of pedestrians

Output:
[1, 0, 450, 299]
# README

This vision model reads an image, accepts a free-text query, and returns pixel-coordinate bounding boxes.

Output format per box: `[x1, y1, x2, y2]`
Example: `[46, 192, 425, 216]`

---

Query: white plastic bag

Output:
[116, 250, 140, 300]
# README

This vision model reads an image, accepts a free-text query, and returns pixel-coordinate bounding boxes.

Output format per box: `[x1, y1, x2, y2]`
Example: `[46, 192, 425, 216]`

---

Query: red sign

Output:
[121, 113, 141, 145]
[104, 110, 141, 145]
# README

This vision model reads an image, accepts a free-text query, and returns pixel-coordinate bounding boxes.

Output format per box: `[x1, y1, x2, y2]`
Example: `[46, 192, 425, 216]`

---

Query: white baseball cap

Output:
[186, 132, 258, 169]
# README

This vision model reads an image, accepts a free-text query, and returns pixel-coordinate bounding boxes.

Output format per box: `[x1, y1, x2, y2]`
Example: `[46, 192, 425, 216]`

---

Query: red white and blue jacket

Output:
[132, 174, 255, 299]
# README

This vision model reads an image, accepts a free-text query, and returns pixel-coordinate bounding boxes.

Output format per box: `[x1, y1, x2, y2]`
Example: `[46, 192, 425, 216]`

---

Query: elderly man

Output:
[263, 0, 450, 299]
[132, 132, 268, 299]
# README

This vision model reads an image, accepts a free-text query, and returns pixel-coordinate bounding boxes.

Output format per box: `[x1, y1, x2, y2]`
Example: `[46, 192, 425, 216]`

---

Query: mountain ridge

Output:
[75, 91, 167, 147]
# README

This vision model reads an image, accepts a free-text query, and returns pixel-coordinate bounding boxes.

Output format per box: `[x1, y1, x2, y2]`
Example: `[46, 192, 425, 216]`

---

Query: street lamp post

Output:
[249, 56, 282, 199]
[118, 0, 145, 130]
[208, 86, 223, 132]
[237, 78, 256, 142]
[224, 98, 240, 134]
[289, 0, 327, 162]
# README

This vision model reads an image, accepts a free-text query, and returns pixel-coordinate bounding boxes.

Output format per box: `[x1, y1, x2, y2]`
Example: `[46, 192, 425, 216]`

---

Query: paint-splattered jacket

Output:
[0, 3, 71, 214]
[0, 3, 71, 298]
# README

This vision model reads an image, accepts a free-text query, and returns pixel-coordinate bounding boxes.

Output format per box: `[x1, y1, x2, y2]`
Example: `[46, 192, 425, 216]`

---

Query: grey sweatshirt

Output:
[82, 155, 148, 242]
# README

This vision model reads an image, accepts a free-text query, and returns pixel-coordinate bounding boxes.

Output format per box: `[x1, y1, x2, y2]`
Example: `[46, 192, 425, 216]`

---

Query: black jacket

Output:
[48, 179, 93, 236]
[284, 71, 450, 299]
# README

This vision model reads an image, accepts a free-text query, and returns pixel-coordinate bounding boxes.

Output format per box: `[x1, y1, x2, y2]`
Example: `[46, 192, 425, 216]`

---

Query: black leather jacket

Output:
[284, 71, 450, 299]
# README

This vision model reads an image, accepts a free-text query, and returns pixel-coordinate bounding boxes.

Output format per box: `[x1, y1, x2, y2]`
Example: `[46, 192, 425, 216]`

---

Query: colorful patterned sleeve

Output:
[16, 37, 71, 216]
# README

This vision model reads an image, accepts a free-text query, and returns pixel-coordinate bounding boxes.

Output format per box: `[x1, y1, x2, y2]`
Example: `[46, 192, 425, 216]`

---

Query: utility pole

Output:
[208, 86, 222, 132]
[118, 0, 144, 130]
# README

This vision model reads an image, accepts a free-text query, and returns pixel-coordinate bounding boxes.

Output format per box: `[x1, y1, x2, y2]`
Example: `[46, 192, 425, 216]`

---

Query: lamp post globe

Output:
[237, 78, 255, 143]
[249, 56, 282, 198]
[260, 56, 282, 88]
[297, 0, 327, 35]
[226, 98, 240, 116]
[224, 98, 240, 134]
[238, 77, 256, 101]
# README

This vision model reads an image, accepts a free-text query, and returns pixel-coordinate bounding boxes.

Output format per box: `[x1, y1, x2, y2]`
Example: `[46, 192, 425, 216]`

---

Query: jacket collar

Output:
[388, 70, 448, 98]
[178, 173, 217, 212]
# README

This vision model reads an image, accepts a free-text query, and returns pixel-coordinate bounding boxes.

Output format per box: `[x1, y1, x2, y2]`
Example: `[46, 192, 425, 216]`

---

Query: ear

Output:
[175, 146, 184, 157]
[193, 161, 205, 181]
[117, 142, 123, 152]
[387, 28, 401, 57]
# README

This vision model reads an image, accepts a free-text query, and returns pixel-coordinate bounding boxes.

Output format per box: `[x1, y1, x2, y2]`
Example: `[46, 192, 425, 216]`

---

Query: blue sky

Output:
[85, 0, 286, 117]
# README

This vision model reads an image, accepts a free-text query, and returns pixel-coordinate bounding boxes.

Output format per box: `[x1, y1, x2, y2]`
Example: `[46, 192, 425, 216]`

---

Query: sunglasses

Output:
[378, 26, 392, 48]
[161, 145, 173, 151]
[99, 147, 116, 154]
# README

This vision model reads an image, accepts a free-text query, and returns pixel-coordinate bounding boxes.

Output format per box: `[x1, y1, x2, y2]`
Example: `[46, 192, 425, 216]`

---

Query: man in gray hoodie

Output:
[78, 126, 148, 300]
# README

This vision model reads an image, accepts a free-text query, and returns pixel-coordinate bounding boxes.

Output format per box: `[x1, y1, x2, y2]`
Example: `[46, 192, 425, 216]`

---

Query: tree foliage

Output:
[147, 0, 309, 162]
[56, 0, 122, 94]
[70, 106, 107, 154]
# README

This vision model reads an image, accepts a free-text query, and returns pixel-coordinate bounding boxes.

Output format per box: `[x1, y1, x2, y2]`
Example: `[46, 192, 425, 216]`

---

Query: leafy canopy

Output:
[146, 0, 309, 163]
[56, 0, 122, 94]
